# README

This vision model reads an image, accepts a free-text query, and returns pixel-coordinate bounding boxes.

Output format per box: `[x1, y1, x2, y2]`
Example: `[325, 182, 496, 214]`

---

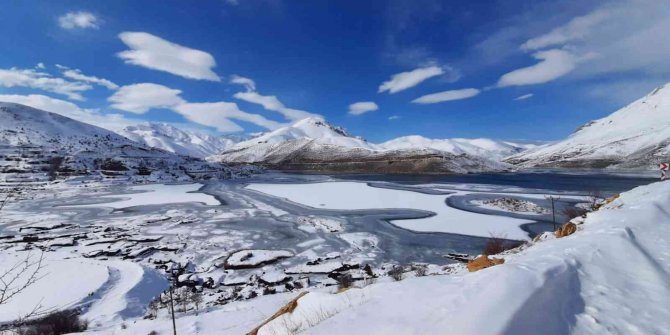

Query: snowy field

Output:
[0, 173, 660, 334]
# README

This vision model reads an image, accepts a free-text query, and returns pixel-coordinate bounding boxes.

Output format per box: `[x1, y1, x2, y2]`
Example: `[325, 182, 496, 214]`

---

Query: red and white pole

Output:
[661, 163, 668, 181]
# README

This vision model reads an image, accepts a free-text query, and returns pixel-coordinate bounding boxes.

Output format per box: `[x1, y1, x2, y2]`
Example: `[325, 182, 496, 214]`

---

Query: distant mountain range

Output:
[1, 83, 666, 179]
[506, 83, 670, 169]
[207, 117, 528, 174]
[118, 123, 244, 158]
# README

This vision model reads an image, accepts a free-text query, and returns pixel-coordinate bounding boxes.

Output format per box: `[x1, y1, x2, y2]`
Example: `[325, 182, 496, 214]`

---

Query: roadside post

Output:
[544, 195, 561, 230]
[661, 163, 668, 181]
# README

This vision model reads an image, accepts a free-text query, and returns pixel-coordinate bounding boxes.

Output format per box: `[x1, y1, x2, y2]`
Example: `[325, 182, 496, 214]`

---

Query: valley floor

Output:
[0, 172, 664, 334]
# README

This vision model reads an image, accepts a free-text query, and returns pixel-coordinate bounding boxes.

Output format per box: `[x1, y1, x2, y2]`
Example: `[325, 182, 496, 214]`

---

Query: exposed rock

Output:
[555, 223, 577, 238]
[248, 291, 309, 335]
[467, 255, 505, 272]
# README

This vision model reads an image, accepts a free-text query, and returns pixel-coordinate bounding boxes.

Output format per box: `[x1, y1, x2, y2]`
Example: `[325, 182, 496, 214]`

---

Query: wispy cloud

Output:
[0, 67, 91, 101]
[234, 91, 317, 121]
[230, 74, 256, 92]
[348, 101, 379, 115]
[521, 9, 609, 51]
[230, 76, 319, 121]
[58, 11, 99, 30]
[514, 93, 534, 101]
[109, 83, 185, 114]
[378, 66, 444, 94]
[494, 0, 670, 91]
[174, 102, 283, 132]
[117, 32, 221, 81]
[412, 88, 480, 104]
[497, 49, 578, 87]
[388, 115, 400, 120]
[59, 66, 118, 90]
[108, 83, 283, 132]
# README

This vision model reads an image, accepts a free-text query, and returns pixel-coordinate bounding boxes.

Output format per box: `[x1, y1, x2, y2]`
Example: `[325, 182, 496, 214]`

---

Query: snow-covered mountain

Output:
[209, 117, 527, 174]
[506, 83, 670, 169]
[0, 102, 249, 182]
[380, 136, 534, 161]
[118, 123, 240, 158]
[0, 102, 137, 151]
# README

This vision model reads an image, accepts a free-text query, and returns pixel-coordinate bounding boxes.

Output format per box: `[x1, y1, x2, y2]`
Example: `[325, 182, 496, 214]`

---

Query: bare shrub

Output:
[415, 266, 428, 277]
[16, 310, 88, 335]
[561, 206, 587, 220]
[337, 273, 353, 290]
[388, 266, 403, 281]
[47, 157, 64, 181]
[191, 289, 204, 315]
[483, 235, 523, 256]
[1, 252, 44, 307]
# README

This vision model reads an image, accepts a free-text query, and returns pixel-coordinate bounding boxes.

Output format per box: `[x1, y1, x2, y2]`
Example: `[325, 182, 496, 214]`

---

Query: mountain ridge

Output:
[506, 83, 670, 169]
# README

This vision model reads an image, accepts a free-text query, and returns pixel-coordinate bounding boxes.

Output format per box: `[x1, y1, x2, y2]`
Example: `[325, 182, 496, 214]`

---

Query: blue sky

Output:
[0, 0, 668, 143]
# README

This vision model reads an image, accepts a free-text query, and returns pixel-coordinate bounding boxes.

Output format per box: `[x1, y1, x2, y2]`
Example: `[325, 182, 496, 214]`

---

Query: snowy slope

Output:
[118, 123, 240, 158]
[506, 83, 670, 169]
[210, 117, 528, 173]
[0, 102, 138, 151]
[381, 136, 534, 161]
[0, 102, 246, 181]
[254, 180, 670, 335]
[228, 117, 375, 153]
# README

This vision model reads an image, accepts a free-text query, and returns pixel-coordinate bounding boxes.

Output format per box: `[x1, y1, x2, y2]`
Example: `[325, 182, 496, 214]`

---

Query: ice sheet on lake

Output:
[247, 182, 532, 240]
[69, 183, 220, 209]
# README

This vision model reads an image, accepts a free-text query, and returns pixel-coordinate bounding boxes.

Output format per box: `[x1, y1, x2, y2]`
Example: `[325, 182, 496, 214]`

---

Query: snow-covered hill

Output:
[118, 123, 240, 158]
[0, 102, 251, 182]
[380, 136, 534, 161]
[0, 102, 137, 151]
[210, 117, 529, 174]
[506, 83, 670, 169]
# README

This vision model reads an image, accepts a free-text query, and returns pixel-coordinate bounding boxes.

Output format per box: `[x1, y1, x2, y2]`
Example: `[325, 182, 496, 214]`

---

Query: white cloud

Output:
[509, 0, 670, 88]
[497, 49, 577, 87]
[412, 88, 480, 104]
[62, 68, 118, 90]
[108, 83, 185, 114]
[174, 102, 283, 132]
[107, 83, 285, 132]
[230, 75, 256, 92]
[348, 101, 379, 115]
[378, 66, 444, 94]
[36, 63, 45, 69]
[233, 91, 318, 121]
[388, 115, 400, 120]
[521, 9, 609, 51]
[0, 67, 91, 101]
[58, 11, 99, 30]
[117, 32, 221, 81]
[0, 94, 136, 131]
[514, 93, 534, 101]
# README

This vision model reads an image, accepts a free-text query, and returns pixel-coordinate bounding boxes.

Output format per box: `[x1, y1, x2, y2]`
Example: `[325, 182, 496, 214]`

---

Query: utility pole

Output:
[169, 272, 178, 335]
[545, 195, 561, 230]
